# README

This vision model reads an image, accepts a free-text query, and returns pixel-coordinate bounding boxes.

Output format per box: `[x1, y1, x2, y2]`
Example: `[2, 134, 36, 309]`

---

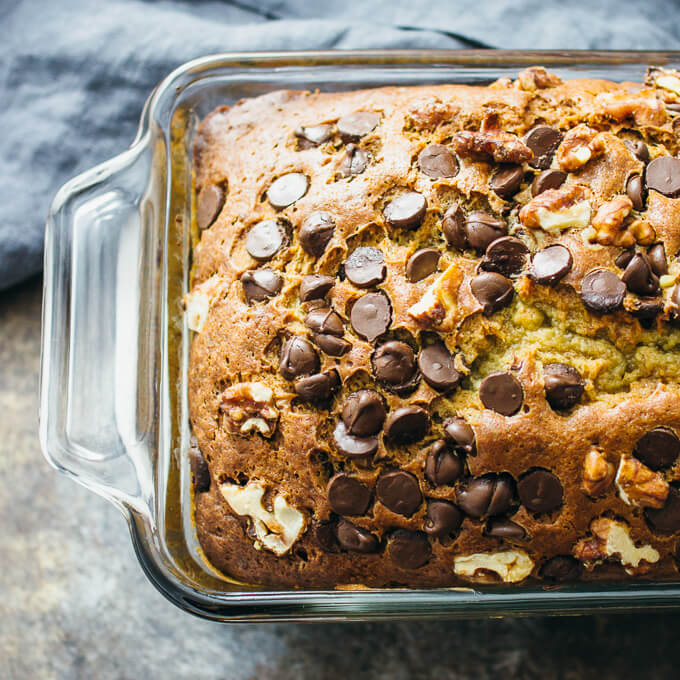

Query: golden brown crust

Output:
[188, 68, 680, 588]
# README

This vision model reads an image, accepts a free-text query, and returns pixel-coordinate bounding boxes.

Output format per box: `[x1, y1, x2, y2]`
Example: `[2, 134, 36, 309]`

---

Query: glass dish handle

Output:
[40, 126, 160, 517]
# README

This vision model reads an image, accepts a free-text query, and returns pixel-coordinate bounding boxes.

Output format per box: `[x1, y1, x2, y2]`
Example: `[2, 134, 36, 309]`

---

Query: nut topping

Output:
[453, 550, 534, 583]
[615, 455, 670, 509]
[582, 449, 615, 498]
[408, 262, 464, 328]
[589, 195, 635, 247]
[450, 115, 533, 164]
[556, 124, 605, 172]
[519, 184, 591, 234]
[515, 66, 562, 91]
[184, 274, 227, 333]
[220, 382, 279, 438]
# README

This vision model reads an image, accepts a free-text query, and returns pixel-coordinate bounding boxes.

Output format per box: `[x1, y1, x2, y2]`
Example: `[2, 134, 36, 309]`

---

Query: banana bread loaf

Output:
[186, 66, 680, 588]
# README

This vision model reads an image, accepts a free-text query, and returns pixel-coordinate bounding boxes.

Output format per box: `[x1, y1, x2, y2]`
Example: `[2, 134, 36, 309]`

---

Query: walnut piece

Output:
[451, 115, 533, 164]
[573, 517, 660, 571]
[582, 448, 615, 497]
[454, 550, 534, 583]
[408, 262, 464, 329]
[645, 66, 680, 97]
[220, 382, 279, 438]
[589, 195, 635, 247]
[516, 66, 562, 91]
[556, 124, 605, 172]
[519, 184, 591, 234]
[596, 90, 666, 127]
[615, 455, 669, 509]
[184, 274, 227, 332]
[220, 481, 306, 555]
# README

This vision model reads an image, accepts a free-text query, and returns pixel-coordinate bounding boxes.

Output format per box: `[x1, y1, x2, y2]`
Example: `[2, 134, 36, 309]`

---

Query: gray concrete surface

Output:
[2, 275, 680, 679]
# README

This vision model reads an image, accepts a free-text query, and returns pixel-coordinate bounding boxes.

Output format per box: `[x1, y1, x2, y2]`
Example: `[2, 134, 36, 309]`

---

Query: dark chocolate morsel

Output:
[342, 389, 386, 436]
[490, 164, 524, 198]
[267, 172, 309, 209]
[295, 123, 333, 147]
[246, 219, 288, 261]
[580, 269, 626, 313]
[481, 237, 529, 277]
[338, 144, 368, 177]
[418, 144, 459, 178]
[531, 169, 566, 196]
[518, 469, 564, 513]
[621, 253, 660, 296]
[406, 248, 440, 282]
[464, 211, 507, 252]
[384, 192, 427, 229]
[197, 183, 225, 230]
[418, 342, 461, 392]
[335, 519, 379, 553]
[424, 440, 463, 486]
[311, 332, 352, 356]
[350, 291, 392, 342]
[279, 336, 319, 380]
[305, 308, 344, 336]
[626, 174, 645, 211]
[485, 518, 526, 540]
[443, 417, 476, 455]
[387, 530, 431, 569]
[531, 244, 573, 285]
[648, 243, 668, 277]
[333, 421, 379, 458]
[294, 370, 340, 403]
[634, 428, 680, 470]
[480, 371, 523, 416]
[372, 341, 418, 392]
[615, 249, 635, 270]
[240, 269, 282, 302]
[344, 247, 386, 288]
[424, 499, 464, 537]
[543, 363, 584, 410]
[630, 297, 664, 323]
[327, 473, 371, 516]
[442, 203, 467, 250]
[645, 486, 680, 534]
[539, 555, 581, 583]
[384, 406, 430, 444]
[188, 447, 210, 492]
[646, 156, 680, 197]
[299, 211, 335, 257]
[471, 272, 514, 316]
[300, 274, 335, 301]
[457, 474, 515, 518]
[314, 521, 340, 553]
[524, 125, 562, 169]
[337, 112, 381, 141]
[625, 139, 650, 164]
[376, 470, 423, 516]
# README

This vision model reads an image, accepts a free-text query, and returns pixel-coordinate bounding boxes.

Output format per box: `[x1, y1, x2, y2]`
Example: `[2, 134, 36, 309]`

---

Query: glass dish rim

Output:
[41, 49, 680, 622]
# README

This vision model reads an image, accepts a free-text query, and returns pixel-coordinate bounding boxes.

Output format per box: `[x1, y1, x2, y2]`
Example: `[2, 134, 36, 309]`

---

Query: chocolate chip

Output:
[196, 184, 224, 230]
[442, 203, 466, 250]
[335, 519, 379, 552]
[443, 417, 476, 455]
[376, 470, 422, 516]
[327, 473, 371, 516]
[246, 219, 288, 261]
[424, 440, 463, 486]
[481, 237, 529, 277]
[295, 123, 333, 147]
[311, 332, 351, 356]
[372, 341, 418, 392]
[384, 192, 427, 230]
[342, 389, 386, 436]
[622, 253, 660, 296]
[424, 500, 463, 537]
[305, 307, 344, 336]
[634, 428, 680, 470]
[338, 144, 368, 177]
[240, 269, 282, 302]
[188, 447, 210, 492]
[300, 274, 335, 301]
[485, 518, 526, 540]
[645, 486, 680, 534]
[333, 421, 379, 458]
[384, 406, 430, 444]
[630, 297, 664, 324]
[457, 474, 515, 518]
[344, 247, 386, 288]
[279, 336, 319, 380]
[471, 272, 514, 316]
[524, 125, 563, 169]
[543, 363, 584, 410]
[615, 249, 635, 269]
[531, 169, 567, 196]
[539, 555, 581, 583]
[418, 342, 461, 392]
[626, 173, 645, 211]
[418, 144, 458, 178]
[294, 370, 340, 403]
[490, 164, 524, 198]
[314, 521, 340, 553]
[580, 270, 626, 313]
[480, 371, 523, 416]
[518, 469, 563, 513]
[648, 243, 668, 276]
[464, 211, 507, 252]
[625, 139, 650, 164]
[531, 244, 573, 285]
[406, 248, 440, 282]
[387, 530, 431, 569]
[350, 291, 392, 342]
[267, 172, 309, 209]
[299, 211, 335, 257]
[646, 156, 680, 197]
[337, 111, 381, 141]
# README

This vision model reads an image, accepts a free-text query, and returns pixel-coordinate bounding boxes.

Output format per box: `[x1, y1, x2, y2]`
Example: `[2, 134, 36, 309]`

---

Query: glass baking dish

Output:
[40, 49, 680, 622]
